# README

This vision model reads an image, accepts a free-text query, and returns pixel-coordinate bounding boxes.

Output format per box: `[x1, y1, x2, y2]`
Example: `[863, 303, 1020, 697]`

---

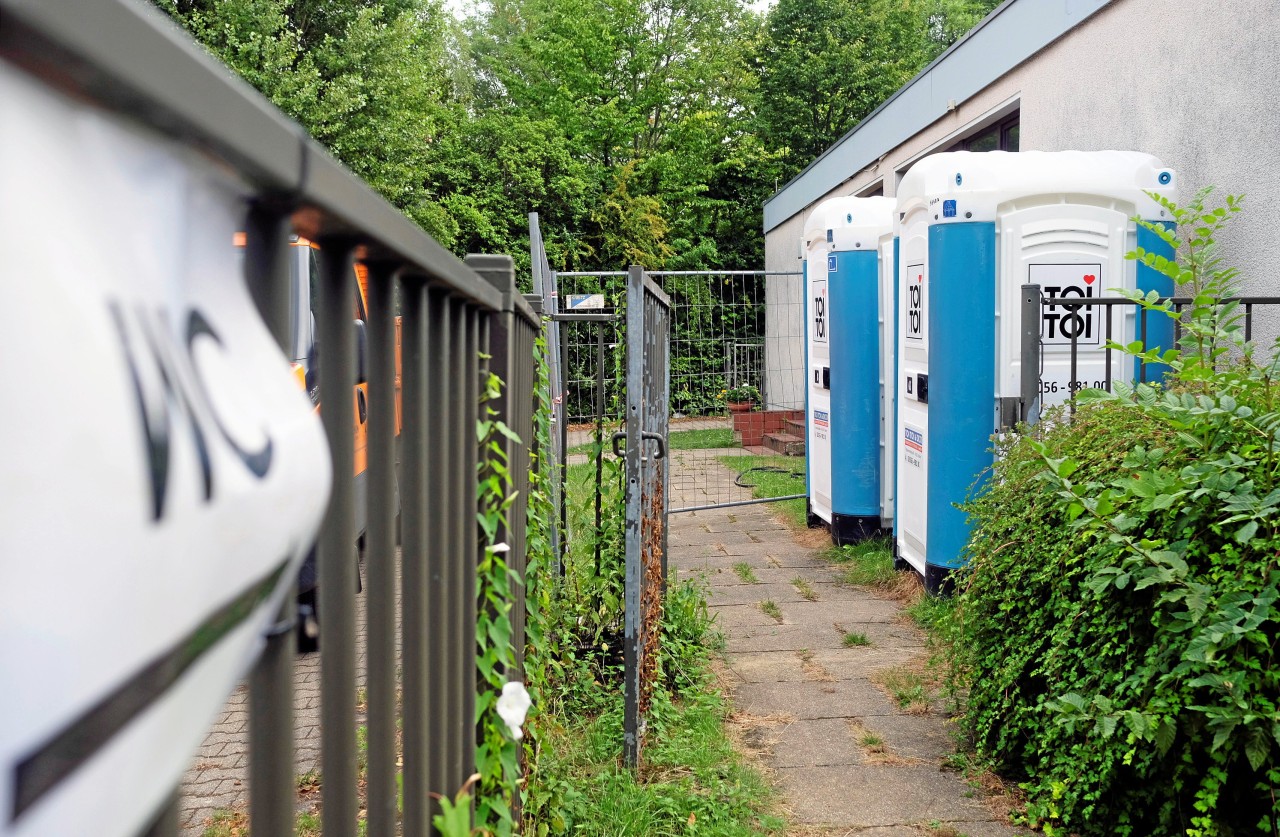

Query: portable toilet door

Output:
[827, 197, 896, 545]
[804, 197, 858, 529]
[894, 150, 1176, 592]
[877, 225, 898, 534]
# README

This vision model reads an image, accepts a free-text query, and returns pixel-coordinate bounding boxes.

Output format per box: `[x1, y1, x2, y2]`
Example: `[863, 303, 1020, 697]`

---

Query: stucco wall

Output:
[764, 0, 1280, 383]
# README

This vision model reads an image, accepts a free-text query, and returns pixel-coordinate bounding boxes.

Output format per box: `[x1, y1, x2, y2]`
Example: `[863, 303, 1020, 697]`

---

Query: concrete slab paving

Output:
[774, 764, 996, 826]
[667, 455, 1031, 836]
[731, 678, 900, 720]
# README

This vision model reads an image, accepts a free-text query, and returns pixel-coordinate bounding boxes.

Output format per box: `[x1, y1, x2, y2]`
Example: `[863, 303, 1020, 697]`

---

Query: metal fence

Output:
[2, 3, 539, 836]
[540, 269, 806, 518]
[1017, 285, 1280, 424]
[621, 267, 670, 768]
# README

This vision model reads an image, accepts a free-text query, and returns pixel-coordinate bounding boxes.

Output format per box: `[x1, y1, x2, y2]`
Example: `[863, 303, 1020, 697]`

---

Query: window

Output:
[948, 114, 1020, 153]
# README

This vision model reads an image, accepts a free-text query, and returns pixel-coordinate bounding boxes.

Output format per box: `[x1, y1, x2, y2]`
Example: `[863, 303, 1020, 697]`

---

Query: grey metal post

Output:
[141, 793, 179, 837]
[622, 265, 644, 768]
[1020, 284, 1041, 426]
[426, 287, 452, 827]
[243, 205, 297, 837]
[467, 306, 487, 786]
[446, 298, 469, 802]
[366, 262, 399, 837]
[317, 239, 359, 835]
[558, 320, 570, 565]
[400, 279, 431, 837]
[593, 322, 606, 574]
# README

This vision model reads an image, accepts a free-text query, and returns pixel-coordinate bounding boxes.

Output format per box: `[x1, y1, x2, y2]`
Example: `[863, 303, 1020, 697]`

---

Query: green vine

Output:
[470, 369, 523, 836]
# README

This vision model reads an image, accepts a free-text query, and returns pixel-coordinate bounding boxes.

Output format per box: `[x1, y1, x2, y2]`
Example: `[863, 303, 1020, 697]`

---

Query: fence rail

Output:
[1019, 286, 1280, 424]
[2, 2, 539, 835]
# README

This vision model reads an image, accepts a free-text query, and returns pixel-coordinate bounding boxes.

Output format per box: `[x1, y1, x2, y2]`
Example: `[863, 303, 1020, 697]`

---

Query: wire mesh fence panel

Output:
[658, 271, 807, 514]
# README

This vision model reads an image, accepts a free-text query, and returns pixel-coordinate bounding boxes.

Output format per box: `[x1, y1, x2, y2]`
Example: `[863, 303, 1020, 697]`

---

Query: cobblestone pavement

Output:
[177, 584, 372, 834]
[668, 457, 1031, 835]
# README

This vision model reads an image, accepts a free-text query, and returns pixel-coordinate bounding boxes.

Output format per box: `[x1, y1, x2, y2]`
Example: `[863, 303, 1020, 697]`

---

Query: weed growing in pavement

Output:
[873, 666, 931, 715]
[759, 600, 783, 622]
[790, 576, 817, 601]
[732, 561, 758, 583]
[842, 631, 870, 647]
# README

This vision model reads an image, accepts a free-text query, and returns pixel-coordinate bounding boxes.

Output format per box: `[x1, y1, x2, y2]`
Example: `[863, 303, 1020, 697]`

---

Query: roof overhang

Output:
[762, 0, 1115, 233]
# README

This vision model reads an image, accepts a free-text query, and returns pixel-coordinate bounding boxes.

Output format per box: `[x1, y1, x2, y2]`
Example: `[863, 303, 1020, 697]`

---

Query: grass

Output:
[569, 426, 737, 456]
[732, 561, 759, 583]
[718, 454, 807, 528]
[759, 600, 783, 622]
[860, 733, 884, 751]
[790, 576, 817, 601]
[668, 427, 737, 450]
[842, 631, 871, 647]
[536, 684, 784, 835]
[873, 666, 932, 715]
[821, 537, 899, 588]
[532, 441, 783, 836]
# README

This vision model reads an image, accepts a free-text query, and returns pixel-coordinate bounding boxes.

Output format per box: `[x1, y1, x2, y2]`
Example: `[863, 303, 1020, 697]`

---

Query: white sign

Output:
[811, 279, 828, 344]
[903, 425, 925, 470]
[567, 293, 605, 310]
[1031, 263, 1104, 346]
[0, 64, 330, 836]
[905, 263, 926, 341]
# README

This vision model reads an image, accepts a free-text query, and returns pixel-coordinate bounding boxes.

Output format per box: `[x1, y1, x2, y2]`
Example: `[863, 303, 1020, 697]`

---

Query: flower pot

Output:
[727, 401, 754, 413]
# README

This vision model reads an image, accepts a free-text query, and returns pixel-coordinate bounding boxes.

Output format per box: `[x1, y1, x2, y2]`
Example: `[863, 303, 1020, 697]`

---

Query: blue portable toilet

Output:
[894, 151, 1177, 592]
[804, 197, 896, 544]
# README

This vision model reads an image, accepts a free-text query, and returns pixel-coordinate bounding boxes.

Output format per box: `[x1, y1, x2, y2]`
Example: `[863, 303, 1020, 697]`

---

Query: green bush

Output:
[956, 191, 1280, 836]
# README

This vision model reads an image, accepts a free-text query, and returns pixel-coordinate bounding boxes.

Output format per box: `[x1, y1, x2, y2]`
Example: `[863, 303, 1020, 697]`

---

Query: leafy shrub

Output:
[956, 191, 1280, 836]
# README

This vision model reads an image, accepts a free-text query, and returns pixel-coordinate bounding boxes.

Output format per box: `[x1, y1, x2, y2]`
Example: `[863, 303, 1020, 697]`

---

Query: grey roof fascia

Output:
[763, 0, 1115, 233]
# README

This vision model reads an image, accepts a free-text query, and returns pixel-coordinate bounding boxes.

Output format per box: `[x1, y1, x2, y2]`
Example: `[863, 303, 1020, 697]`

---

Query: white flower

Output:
[496, 681, 532, 740]
[489, 542, 510, 554]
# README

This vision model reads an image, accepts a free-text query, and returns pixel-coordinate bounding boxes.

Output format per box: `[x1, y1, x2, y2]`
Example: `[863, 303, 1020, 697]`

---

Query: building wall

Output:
[765, 0, 1280, 380]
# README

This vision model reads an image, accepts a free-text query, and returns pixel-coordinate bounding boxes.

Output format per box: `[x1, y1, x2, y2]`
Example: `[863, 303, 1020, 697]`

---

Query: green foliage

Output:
[725, 384, 761, 403]
[824, 538, 897, 588]
[956, 191, 1280, 836]
[473, 370, 524, 834]
[534, 671, 782, 835]
[753, 0, 1000, 178]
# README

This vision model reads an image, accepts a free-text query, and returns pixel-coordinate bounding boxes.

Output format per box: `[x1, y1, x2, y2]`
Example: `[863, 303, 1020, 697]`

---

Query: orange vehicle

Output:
[282, 237, 402, 649]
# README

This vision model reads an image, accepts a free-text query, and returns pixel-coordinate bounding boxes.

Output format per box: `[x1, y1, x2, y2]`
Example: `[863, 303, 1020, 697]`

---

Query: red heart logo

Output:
[916, 274, 922, 283]
[1083, 274, 1096, 285]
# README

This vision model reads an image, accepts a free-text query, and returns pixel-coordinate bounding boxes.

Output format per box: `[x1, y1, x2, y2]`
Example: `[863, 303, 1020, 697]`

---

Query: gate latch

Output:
[610, 431, 667, 460]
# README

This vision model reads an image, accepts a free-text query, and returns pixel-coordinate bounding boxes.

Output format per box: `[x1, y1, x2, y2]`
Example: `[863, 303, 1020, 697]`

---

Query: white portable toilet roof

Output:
[897, 150, 1175, 222]
[804, 196, 896, 250]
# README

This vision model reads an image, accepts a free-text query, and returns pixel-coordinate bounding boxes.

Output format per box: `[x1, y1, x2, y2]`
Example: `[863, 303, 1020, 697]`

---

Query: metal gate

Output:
[621, 266, 670, 767]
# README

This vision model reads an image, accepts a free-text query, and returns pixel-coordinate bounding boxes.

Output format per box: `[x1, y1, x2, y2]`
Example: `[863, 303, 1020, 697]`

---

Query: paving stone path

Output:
[668, 456, 1031, 837]
[179, 442, 1027, 836]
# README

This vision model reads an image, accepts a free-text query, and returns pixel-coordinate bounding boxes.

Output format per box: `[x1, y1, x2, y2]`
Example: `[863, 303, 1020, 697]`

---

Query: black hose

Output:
[734, 465, 805, 488]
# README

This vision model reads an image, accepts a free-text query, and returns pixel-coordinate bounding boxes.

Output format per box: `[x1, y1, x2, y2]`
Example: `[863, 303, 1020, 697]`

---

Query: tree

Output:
[155, 0, 458, 242]
[754, 0, 1000, 179]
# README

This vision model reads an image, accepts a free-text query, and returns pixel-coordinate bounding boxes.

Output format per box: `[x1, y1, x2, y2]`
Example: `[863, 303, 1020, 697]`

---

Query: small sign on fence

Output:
[567, 293, 606, 310]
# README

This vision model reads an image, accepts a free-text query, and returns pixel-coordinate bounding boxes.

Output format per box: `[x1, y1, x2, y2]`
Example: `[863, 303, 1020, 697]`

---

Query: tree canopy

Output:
[154, 0, 999, 274]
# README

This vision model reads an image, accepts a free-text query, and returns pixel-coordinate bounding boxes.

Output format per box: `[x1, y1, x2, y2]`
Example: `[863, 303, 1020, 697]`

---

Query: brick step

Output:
[785, 418, 806, 434]
[764, 431, 805, 456]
